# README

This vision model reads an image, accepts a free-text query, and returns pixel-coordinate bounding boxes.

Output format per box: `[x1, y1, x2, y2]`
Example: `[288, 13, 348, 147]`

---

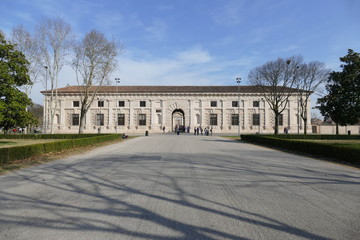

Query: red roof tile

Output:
[41, 85, 297, 94]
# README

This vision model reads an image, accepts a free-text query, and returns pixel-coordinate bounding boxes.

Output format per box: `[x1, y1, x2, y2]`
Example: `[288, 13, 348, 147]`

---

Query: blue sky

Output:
[1, 0, 359, 110]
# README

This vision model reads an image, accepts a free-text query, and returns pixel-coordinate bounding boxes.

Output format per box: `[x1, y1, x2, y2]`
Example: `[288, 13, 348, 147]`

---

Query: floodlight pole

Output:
[236, 77, 241, 137]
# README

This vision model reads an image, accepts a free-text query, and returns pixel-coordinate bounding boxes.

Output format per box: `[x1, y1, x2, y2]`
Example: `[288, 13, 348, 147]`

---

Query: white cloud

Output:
[175, 46, 213, 64]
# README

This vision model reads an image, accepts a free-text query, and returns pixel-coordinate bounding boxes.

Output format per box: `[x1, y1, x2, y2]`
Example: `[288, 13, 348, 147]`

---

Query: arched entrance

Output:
[172, 109, 185, 132]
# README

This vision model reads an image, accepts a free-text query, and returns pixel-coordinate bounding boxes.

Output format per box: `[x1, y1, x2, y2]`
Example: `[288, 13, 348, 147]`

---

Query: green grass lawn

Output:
[298, 139, 360, 149]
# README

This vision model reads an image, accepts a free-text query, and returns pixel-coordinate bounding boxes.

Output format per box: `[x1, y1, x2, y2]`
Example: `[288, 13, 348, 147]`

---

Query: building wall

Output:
[43, 92, 311, 134]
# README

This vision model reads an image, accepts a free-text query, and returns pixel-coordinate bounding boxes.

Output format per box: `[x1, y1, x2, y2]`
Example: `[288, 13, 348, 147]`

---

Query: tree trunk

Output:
[303, 118, 307, 135]
[274, 113, 279, 135]
[78, 106, 87, 134]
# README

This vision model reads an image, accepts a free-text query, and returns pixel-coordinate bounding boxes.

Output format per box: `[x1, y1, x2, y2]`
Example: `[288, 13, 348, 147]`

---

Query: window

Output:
[139, 114, 146, 125]
[118, 101, 125, 107]
[140, 101, 146, 107]
[156, 109, 162, 113]
[117, 114, 125, 126]
[96, 114, 104, 126]
[252, 114, 260, 126]
[210, 114, 217, 125]
[232, 101, 238, 107]
[211, 101, 217, 107]
[278, 114, 283, 126]
[72, 114, 79, 126]
[253, 101, 259, 107]
[73, 101, 80, 107]
[98, 101, 104, 107]
[231, 114, 239, 125]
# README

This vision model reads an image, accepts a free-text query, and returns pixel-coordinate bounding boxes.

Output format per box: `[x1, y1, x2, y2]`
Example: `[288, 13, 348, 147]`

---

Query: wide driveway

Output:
[0, 134, 359, 240]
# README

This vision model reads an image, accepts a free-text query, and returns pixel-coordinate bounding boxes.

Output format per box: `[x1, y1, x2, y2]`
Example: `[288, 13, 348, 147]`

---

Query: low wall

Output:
[312, 125, 360, 134]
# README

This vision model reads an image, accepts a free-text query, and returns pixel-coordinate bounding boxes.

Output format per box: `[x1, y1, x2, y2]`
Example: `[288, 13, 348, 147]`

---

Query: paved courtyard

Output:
[0, 134, 359, 240]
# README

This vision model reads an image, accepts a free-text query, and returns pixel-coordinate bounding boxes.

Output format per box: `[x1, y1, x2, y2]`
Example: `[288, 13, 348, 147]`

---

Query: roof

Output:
[41, 85, 297, 94]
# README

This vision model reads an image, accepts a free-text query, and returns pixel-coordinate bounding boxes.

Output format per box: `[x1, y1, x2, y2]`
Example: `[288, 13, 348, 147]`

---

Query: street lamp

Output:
[44, 66, 48, 134]
[297, 97, 300, 134]
[236, 77, 241, 137]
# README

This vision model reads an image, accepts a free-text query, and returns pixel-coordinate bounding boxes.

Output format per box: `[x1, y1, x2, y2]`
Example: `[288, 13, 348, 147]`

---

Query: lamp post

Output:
[44, 66, 48, 134]
[297, 97, 300, 134]
[236, 77, 241, 137]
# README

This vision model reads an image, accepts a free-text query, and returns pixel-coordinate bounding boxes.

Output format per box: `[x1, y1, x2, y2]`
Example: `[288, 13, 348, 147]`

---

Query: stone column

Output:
[243, 99, 248, 129]
[108, 100, 113, 129]
[129, 100, 133, 128]
[59, 100, 65, 130]
[200, 99, 205, 127]
[161, 100, 166, 129]
[150, 99, 156, 130]
[221, 100, 226, 129]
[188, 100, 193, 127]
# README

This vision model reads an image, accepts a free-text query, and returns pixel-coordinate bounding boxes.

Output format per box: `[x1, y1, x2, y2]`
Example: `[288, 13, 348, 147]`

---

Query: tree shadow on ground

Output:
[0, 144, 359, 239]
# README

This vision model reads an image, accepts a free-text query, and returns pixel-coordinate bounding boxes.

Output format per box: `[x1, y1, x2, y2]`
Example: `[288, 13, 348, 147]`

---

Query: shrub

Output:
[241, 134, 360, 166]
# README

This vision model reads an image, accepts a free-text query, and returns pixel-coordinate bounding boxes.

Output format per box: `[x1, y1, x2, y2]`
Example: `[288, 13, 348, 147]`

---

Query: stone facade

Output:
[41, 86, 311, 134]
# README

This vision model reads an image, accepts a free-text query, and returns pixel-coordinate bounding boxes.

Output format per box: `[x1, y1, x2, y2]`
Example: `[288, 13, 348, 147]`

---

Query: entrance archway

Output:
[172, 109, 185, 132]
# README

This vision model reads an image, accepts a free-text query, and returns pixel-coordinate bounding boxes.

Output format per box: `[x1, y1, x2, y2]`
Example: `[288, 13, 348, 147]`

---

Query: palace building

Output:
[41, 85, 311, 134]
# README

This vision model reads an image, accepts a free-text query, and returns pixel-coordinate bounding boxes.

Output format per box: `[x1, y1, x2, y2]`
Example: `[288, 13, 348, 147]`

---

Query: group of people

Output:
[172, 125, 213, 136]
[193, 126, 213, 136]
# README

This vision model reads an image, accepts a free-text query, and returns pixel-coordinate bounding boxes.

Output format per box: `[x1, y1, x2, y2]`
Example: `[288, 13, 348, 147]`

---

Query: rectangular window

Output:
[211, 101, 217, 107]
[252, 114, 260, 126]
[210, 114, 217, 125]
[232, 101, 238, 107]
[96, 114, 104, 126]
[140, 101, 146, 107]
[72, 114, 79, 126]
[73, 101, 80, 107]
[118, 114, 125, 126]
[139, 114, 146, 125]
[231, 114, 239, 125]
[118, 101, 125, 107]
[98, 101, 104, 107]
[253, 101, 259, 107]
[156, 109, 162, 113]
[278, 114, 283, 126]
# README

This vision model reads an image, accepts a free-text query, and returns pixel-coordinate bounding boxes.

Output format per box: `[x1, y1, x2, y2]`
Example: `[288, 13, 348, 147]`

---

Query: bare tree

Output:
[35, 17, 73, 134]
[249, 56, 303, 134]
[296, 61, 330, 134]
[11, 25, 41, 97]
[72, 30, 123, 134]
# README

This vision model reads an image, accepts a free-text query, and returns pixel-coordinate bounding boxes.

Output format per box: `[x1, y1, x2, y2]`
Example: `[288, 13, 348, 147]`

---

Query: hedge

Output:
[241, 134, 360, 166]
[0, 134, 103, 139]
[0, 134, 120, 164]
[275, 134, 360, 140]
